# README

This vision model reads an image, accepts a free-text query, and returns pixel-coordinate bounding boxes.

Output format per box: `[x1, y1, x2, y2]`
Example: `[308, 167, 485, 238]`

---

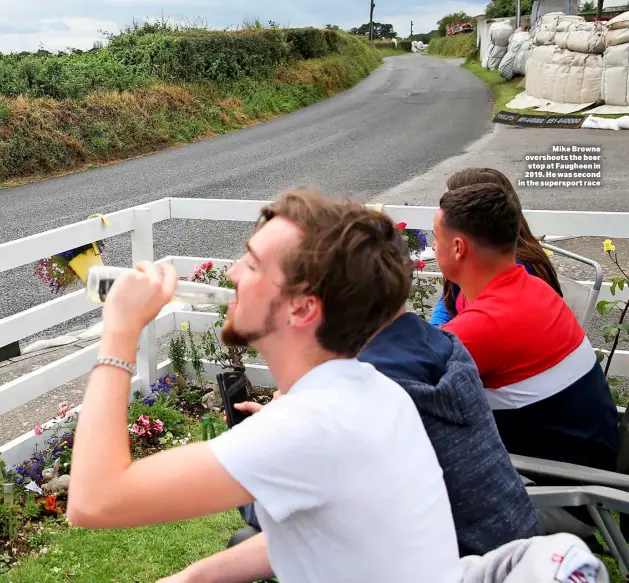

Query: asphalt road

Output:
[1, 54, 493, 335]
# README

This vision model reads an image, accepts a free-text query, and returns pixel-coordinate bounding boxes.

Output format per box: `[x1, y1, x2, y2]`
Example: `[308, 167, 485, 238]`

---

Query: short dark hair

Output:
[439, 183, 521, 254]
[258, 187, 413, 357]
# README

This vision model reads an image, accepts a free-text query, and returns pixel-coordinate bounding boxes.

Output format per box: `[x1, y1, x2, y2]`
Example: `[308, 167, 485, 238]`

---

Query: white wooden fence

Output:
[0, 198, 628, 469]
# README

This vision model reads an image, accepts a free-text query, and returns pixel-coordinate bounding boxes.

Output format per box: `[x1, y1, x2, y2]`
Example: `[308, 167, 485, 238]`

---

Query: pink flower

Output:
[201, 260, 214, 271]
[396, 222, 407, 231]
[34, 425, 43, 436]
[414, 260, 426, 271]
[137, 415, 151, 426]
[152, 419, 164, 433]
[132, 423, 146, 436]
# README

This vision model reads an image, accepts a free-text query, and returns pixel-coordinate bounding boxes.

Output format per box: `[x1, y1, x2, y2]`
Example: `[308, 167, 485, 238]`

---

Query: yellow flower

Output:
[603, 239, 616, 253]
[181, 322, 189, 331]
[544, 249, 553, 257]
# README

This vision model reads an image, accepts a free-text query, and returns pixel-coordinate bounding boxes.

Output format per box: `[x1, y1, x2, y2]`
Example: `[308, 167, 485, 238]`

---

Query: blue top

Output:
[358, 312, 542, 556]
[430, 259, 533, 326]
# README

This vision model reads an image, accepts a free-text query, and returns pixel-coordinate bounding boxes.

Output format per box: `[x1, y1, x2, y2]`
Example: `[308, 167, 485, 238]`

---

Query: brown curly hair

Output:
[257, 187, 414, 357]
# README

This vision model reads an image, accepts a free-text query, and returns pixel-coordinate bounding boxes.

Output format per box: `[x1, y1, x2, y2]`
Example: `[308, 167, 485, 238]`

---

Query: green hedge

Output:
[427, 34, 476, 58]
[108, 29, 291, 84]
[0, 26, 345, 100]
[0, 52, 151, 99]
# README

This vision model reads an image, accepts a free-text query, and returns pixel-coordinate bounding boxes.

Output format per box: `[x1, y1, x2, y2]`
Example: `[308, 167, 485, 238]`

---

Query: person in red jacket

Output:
[433, 181, 619, 540]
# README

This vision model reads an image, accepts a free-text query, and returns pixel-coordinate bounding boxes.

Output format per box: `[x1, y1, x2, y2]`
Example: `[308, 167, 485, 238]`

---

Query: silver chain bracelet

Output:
[94, 356, 136, 375]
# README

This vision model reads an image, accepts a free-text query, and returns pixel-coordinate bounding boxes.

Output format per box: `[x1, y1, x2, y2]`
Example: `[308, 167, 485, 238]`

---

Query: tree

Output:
[436, 12, 473, 36]
[579, 0, 595, 10]
[349, 22, 397, 39]
[325, 24, 340, 30]
[484, 0, 533, 18]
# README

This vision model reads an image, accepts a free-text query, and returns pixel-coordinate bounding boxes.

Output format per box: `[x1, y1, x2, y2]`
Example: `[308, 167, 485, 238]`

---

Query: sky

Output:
[0, 0, 492, 54]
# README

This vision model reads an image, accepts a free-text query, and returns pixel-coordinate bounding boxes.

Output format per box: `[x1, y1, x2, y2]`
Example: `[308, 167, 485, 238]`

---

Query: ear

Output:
[452, 236, 467, 262]
[287, 295, 322, 329]
[53, 457, 60, 473]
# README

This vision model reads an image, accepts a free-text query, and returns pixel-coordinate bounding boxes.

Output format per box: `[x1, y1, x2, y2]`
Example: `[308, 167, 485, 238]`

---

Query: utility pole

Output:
[516, 0, 521, 28]
[369, 1, 375, 42]
[410, 20, 414, 37]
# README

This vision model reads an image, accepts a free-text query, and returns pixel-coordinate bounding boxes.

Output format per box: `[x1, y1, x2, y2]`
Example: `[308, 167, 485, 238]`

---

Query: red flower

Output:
[45, 495, 57, 512]
[414, 260, 426, 271]
[395, 222, 407, 230]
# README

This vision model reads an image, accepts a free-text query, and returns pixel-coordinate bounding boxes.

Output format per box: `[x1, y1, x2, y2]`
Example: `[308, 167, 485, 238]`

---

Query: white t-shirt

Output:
[209, 358, 462, 583]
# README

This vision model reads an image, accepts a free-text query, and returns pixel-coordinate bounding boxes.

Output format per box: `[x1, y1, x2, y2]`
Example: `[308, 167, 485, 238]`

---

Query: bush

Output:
[428, 33, 476, 57]
[108, 28, 290, 85]
[398, 40, 413, 52]
[324, 29, 342, 52]
[285, 28, 330, 59]
[0, 52, 151, 99]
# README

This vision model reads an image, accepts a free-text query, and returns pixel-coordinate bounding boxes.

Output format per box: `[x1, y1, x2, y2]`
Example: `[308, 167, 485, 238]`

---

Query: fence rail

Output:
[1, 197, 628, 470]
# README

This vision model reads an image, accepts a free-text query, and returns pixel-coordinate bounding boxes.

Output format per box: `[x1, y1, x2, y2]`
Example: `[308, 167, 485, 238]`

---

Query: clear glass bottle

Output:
[86, 265, 236, 305]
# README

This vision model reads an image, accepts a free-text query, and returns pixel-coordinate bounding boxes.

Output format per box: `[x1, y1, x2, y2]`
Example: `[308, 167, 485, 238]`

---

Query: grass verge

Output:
[0, 512, 246, 583]
[462, 61, 529, 116]
[0, 36, 381, 187]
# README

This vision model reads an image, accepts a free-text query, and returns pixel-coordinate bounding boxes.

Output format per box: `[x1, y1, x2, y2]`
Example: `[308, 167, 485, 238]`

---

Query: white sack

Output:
[555, 15, 586, 32]
[487, 44, 509, 69]
[606, 28, 629, 47]
[534, 24, 557, 45]
[490, 21, 514, 47]
[602, 44, 629, 106]
[514, 39, 534, 75]
[540, 12, 564, 26]
[608, 11, 629, 30]
[554, 23, 606, 53]
[499, 31, 531, 79]
[525, 45, 603, 103]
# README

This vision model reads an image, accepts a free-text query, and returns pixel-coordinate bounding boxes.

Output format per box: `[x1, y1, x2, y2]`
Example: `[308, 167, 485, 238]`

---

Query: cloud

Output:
[0, 18, 119, 54]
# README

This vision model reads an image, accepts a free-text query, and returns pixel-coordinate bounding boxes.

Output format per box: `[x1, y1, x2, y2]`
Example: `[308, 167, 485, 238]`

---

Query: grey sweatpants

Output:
[461, 533, 608, 583]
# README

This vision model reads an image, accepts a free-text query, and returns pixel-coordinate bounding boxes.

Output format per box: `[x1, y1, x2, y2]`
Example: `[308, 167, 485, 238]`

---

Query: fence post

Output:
[131, 207, 156, 395]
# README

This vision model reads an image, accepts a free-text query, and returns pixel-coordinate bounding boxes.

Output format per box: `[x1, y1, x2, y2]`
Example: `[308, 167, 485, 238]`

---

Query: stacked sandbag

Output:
[513, 38, 533, 75]
[605, 11, 629, 47]
[482, 21, 514, 69]
[525, 44, 603, 103]
[499, 30, 531, 79]
[555, 20, 606, 54]
[602, 43, 629, 106]
[532, 12, 565, 45]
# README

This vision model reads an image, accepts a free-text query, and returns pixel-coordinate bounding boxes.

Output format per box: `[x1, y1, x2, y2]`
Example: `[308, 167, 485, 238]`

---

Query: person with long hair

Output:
[430, 168, 562, 326]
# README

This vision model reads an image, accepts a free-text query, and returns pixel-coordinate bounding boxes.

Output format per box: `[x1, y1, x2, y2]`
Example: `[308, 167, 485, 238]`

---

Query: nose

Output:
[432, 240, 437, 251]
[226, 261, 238, 283]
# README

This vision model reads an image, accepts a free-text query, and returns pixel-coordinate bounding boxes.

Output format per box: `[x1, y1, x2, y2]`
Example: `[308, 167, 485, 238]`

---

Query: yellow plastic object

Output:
[69, 244, 104, 283]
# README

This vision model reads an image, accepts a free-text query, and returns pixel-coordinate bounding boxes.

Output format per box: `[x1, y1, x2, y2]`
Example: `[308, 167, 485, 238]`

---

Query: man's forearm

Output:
[182, 532, 274, 583]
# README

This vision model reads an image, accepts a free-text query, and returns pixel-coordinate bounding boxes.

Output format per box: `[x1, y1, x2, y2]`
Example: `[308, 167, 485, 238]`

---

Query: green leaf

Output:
[602, 324, 620, 343]
[595, 350, 606, 363]
[597, 300, 622, 316]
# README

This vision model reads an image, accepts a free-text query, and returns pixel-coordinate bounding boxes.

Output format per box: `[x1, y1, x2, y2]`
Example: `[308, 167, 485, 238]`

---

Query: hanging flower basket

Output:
[35, 241, 105, 294]
[68, 243, 103, 283]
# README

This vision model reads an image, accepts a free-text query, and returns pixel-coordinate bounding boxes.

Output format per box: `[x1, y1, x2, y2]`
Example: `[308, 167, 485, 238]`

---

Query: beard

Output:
[221, 296, 281, 347]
